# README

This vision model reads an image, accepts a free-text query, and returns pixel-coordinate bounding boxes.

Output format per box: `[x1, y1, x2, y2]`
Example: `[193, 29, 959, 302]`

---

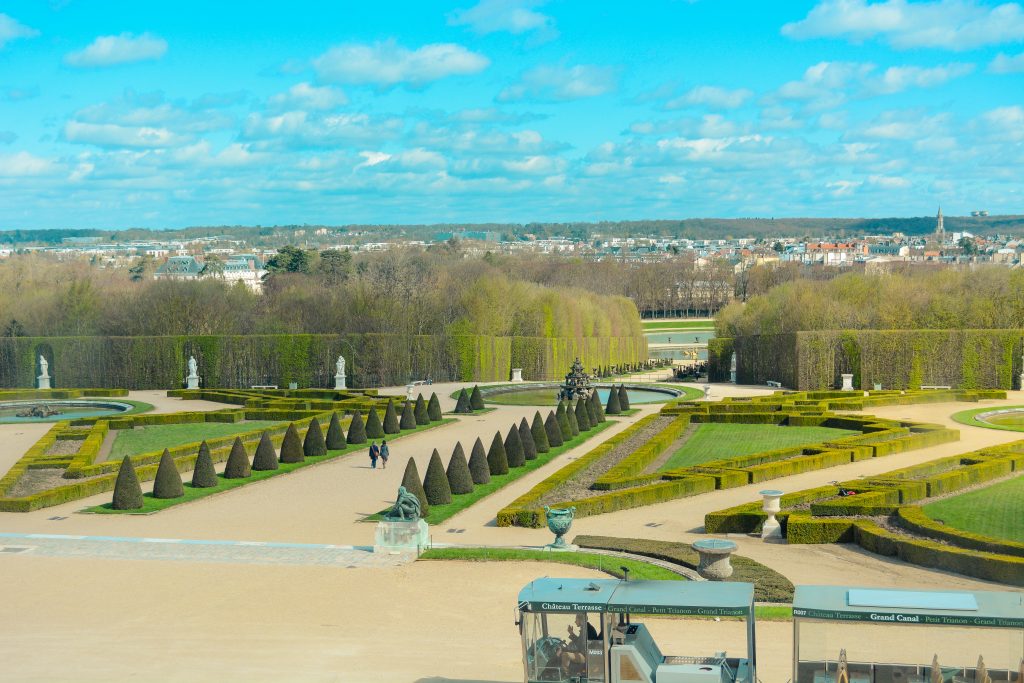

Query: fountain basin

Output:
[0, 400, 136, 423]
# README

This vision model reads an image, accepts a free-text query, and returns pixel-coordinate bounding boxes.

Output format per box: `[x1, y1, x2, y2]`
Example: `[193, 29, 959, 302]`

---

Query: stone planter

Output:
[511, 368, 523, 382]
[544, 506, 576, 551]
[693, 539, 737, 580]
[760, 489, 784, 540]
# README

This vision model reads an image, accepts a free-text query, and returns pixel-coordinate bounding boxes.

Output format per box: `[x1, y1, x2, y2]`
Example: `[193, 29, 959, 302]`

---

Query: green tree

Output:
[427, 392, 443, 421]
[556, 401, 572, 439]
[504, 424, 525, 468]
[224, 437, 252, 478]
[470, 385, 485, 410]
[365, 407, 385, 438]
[574, 399, 591, 431]
[346, 411, 367, 444]
[152, 449, 184, 499]
[618, 385, 631, 411]
[414, 394, 430, 425]
[531, 411, 550, 453]
[383, 399, 401, 434]
[316, 248, 353, 283]
[423, 449, 452, 505]
[468, 437, 490, 484]
[265, 245, 312, 274]
[252, 431, 279, 471]
[399, 401, 417, 430]
[191, 441, 218, 487]
[303, 418, 327, 457]
[567, 401, 580, 435]
[606, 386, 622, 414]
[589, 391, 606, 423]
[326, 412, 346, 450]
[400, 457, 429, 516]
[487, 431, 509, 475]
[280, 423, 305, 463]
[112, 457, 143, 510]
[445, 443, 474, 494]
[202, 254, 225, 278]
[454, 389, 472, 414]
[544, 411, 563, 447]
[518, 417, 537, 461]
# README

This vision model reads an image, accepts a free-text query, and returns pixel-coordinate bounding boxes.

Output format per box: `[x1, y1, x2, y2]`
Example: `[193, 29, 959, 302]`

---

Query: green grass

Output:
[419, 546, 684, 581]
[922, 475, 1024, 543]
[370, 420, 614, 525]
[107, 420, 281, 461]
[109, 399, 155, 417]
[642, 320, 715, 331]
[658, 423, 858, 471]
[86, 419, 455, 514]
[951, 405, 1024, 432]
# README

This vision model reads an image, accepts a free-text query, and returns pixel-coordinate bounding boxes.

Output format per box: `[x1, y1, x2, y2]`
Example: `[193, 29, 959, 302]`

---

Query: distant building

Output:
[154, 255, 203, 281]
[220, 255, 267, 291]
[935, 207, 945, 244]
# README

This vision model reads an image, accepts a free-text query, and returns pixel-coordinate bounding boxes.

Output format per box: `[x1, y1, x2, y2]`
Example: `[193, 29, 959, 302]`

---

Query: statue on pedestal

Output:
[385, 486, 421, 522]
[37, 354, 51, 390]
[334, 354, 347, 390]
[185, 355, 200, 389]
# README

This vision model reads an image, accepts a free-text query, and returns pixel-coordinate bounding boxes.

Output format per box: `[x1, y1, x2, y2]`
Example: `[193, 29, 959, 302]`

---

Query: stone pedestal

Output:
[406, 383, 416, 400]
[841, 373, 854, 391]
[334, 373, 346, 390]
[288, 382, 298, 390]
[185, 373, 200, 390]
[374, 519, 429, 554]
[511, 368, 523, 382]
[760, 489, 784, 540]
[693, 539, 737, 580]
[37, 374, 51, 390]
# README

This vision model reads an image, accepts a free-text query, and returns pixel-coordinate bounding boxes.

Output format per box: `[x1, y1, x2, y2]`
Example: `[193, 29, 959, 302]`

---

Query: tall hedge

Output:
[468, 437, 490, 484]
[303, 418, 327, 457]
[152, 449, 184, 499]
[414, 394, 430, 425]
[346, 411, 367, 444]
[618, 384, 630, 411]
[427, 392, 443, 421]
[423, 449, 452, 506]
[545, 411, 564, 447]
[470, 385, 485, 410]
[112, 456, 143, 510]
[252, 431, 278, 471]
[326, 412, 346, 449]
[505, 424, 525, 468]
[454, 389, 472, 414]
[280, 423, 305, 463]
[487, 431, 509, 475]
[365, 407, 385, 438]
[519, 417, 538, 461]
[224, 437, 252, 478]
[575, 399, 591, 431]
[400, 401, 417, 430]
[446, 443, 474, 494]
[400, 457, 429, 516]
[382, 400, 400, 434]
[556, 401, 572, 440]
[606, 386, 622, 414]
[567, 401, 580, 436]
[191, 440, 218, 487]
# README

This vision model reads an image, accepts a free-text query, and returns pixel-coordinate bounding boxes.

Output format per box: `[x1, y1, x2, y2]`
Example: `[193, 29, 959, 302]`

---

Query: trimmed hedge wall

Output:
[895, 506, 1024, 558]
[706, 337, 734, 383]
[0, 333, 646, 389]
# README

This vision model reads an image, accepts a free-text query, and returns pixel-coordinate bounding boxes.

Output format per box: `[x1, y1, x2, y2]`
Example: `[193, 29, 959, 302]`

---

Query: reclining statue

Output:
[385, 486, 421, 521]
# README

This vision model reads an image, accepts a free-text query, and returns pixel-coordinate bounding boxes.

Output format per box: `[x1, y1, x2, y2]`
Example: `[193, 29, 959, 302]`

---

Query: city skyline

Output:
[1, 0, 1023, 229]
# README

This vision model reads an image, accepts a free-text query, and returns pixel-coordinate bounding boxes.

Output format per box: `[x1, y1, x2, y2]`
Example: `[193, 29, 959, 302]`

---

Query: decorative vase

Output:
[760, 489, 784, 540]
[544, 506, 576, 549]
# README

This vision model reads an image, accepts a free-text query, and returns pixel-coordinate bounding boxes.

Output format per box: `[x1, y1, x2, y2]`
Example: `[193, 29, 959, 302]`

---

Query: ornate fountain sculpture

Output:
[16, 403, 62, 418]
[557, 358, 593, 402]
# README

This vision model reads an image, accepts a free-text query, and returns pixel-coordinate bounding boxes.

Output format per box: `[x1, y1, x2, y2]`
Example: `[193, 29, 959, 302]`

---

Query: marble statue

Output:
[185, 355, 200, 389]
[37, 354, 51, 390]
[334, 354, 347, 390]
[188, 356, 198, 376]
[385, 486, 421, 521]
[336, 355, 345, 377]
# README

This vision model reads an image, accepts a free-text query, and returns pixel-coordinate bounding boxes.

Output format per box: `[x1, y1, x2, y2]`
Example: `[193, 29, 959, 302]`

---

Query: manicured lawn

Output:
[107, 420, 281, 460]
[658, 423, 859, 471]
[419, 547, 683, 581]
[372, 420, 613, 524]
[87, 419, 455, 514]
[951, 405, 1024, 432]
[922, 474, 1024, 543]
[642, 320, 715, 331]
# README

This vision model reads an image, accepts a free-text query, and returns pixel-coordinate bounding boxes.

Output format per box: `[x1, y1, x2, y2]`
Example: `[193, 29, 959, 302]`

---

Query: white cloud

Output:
[990, 51, 1024, 72]
[0, 13, 38, 49]
[868, 174, 911, 188]
[827, 179, 861, 196]
[65, 33, 168, 67]
[666, 85, 753, 109]
[313, 41, 489, 87]
[776, 61, 874, 108]
[981, 105, 1024, 140]
[868, 62, 974, 93]
[498, 64, 616, 101]
[0, 151, 53, 177]
[269, 82, 348, 110]
[783, 0, 1024, 50]
[243, 111, 403, 149]
[64, 121, 187, 148]
[448, 0, 556, 37]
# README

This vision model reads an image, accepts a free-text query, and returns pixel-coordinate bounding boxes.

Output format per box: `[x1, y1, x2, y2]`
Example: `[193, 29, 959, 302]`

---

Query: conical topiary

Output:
[304, 419, 327, 457]
[590, 390, 606, 423]
[469, 385, 485, 410]
[531, 411, 550, 453]
[400, 457, 429, 516]
[191, 440, 218, 488]
[224, 437, 252, 478]
[519, 417, 537, 461]
[545, 411, 564, 447]
[504, 424, 525, 468]
[346, 411, 367, 444]
[366, 407, 385, 438]
[400, 401, 417, 430]
[252, 431, 278, 471]
[326, 412, 346, 450]
[556, 401, 572, 440]
[152, 449, 184, 499]
[487, 431, 509, 475]
[575, 399, 591, 431]
[414, 394, 430, 425]
[423, 449, 452, 506]
[567, 400, 580, 435]
[584, 394, 598, 426]
[112, 456, 143, 509]
[427, 392, 443, 421]
[280, 423, 305, 463]
[454, 388, 472, 414]
[606, 386, 622, 415]
[383, 399, 400, 434]
[468, 437, 490, 484]
[618, 384, 631, 410]
[446, 442, 473, 494]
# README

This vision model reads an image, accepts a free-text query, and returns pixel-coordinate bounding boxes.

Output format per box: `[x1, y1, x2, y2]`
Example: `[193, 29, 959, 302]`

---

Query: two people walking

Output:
[368, 440, 389, 469]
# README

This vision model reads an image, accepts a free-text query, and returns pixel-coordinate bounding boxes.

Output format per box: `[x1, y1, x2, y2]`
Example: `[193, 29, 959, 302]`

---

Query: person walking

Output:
[379, 440, 389, 469]
[369, 441, 379, 469]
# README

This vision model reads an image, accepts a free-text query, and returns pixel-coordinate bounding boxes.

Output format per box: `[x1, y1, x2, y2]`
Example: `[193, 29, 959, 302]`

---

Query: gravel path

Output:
[538, 416, 673, 506]
[44, 440, 80, 456]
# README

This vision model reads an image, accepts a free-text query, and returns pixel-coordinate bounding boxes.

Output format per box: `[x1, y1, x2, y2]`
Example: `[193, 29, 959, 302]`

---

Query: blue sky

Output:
[0, 0, 1022, 229]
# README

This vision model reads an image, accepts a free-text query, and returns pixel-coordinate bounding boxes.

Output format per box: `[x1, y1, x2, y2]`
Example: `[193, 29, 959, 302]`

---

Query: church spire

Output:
[936, 206, 945, 244]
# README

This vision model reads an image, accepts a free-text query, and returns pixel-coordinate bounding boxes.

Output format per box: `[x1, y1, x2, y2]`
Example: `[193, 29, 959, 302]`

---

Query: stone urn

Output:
[544, 506, 576, 550]
[693, 539, 737, 580]
[760, 489, 784, 540]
